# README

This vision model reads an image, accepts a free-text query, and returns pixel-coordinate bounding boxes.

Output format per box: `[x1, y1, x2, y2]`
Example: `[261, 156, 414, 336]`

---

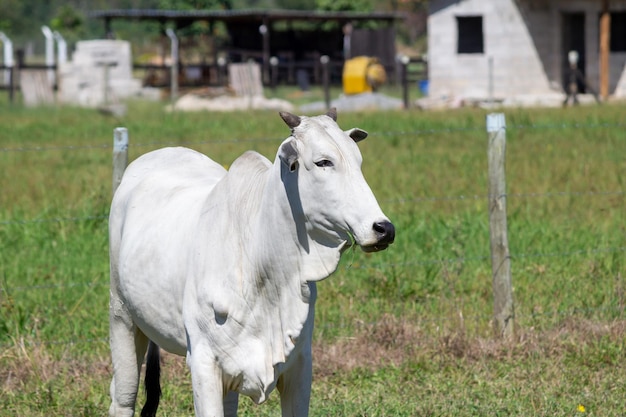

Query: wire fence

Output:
[1, 120, 625, 154]
[2, 190, 625, 225]
[1, 118, 625, 350]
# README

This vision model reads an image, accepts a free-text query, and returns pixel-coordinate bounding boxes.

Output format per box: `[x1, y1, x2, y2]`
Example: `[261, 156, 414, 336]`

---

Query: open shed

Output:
[89, 9, 405, 87]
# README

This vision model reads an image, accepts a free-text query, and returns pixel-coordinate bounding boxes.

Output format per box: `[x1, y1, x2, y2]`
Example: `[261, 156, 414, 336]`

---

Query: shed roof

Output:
[88, 8, 406, 26]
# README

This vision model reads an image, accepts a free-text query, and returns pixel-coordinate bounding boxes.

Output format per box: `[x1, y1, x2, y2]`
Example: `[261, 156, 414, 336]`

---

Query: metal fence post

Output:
[487, 113, 514, 340]
[166, 28, 179, 103]
[113, 127, 129, 196]
[400, 55, 410, 110]
[320, 55, 330, 111]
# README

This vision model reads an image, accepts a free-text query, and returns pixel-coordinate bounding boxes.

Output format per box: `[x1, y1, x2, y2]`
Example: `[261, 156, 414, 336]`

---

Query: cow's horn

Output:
[279, 111, 301, 129]
[326, 107, 337, 121]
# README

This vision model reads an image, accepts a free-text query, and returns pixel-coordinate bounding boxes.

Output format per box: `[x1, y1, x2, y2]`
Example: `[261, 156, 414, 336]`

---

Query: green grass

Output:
[1, 97, 625, 416]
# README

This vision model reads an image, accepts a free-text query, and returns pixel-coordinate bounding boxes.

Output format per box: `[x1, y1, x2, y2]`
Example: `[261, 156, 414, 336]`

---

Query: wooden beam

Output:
[600, 0, 610, 99]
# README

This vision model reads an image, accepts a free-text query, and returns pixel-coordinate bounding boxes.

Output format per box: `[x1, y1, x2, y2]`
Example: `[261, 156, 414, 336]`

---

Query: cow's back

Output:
[112, 146, 226, 200]
[109, 147, 227, 354]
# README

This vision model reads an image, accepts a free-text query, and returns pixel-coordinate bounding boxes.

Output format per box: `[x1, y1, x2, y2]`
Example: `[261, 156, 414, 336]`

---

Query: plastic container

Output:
[343, 56, 380, 95]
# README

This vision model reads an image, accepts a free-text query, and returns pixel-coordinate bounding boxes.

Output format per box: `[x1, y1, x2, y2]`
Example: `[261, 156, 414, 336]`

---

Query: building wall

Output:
[521, 0, 626, 96]
[428, 0, 626, 100]
[428, 0, 552, 99]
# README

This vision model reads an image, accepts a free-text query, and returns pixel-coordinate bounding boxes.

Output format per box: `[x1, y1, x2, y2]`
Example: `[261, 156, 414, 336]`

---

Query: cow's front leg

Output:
[277, 346, 312, 417]
[187, 338, 225, 417]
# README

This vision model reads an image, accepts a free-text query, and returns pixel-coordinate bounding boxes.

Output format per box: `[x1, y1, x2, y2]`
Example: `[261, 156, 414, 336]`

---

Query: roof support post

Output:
[599, 0, 610, 99]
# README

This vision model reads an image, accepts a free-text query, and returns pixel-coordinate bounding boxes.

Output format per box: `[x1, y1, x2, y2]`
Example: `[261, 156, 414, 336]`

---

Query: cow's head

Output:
[277, 108, 394, 253]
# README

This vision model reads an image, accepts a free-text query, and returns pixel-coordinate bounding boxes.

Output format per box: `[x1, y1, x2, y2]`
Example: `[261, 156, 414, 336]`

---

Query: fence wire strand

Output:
[1, 190, 623, 226]
[2, 245, 624, 294]
[1, 120, 625, 154]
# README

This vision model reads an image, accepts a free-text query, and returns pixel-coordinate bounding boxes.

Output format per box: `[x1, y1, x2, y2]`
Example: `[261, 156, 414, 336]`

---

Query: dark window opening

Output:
[457, 16, 484, 54]
[610, 12, 626, 52]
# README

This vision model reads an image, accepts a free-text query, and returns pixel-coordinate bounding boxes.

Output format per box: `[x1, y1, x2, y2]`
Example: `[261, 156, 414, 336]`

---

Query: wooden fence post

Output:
[112, 127, 129, 196]
[487, 113, 514, 340]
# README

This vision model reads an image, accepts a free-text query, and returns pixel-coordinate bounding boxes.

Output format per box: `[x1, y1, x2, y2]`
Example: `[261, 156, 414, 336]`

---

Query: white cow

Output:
[108, 109, 395, 417]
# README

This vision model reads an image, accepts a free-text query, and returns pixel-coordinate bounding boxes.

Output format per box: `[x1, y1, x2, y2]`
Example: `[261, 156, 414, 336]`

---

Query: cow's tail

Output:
[141, 341, 162, 417]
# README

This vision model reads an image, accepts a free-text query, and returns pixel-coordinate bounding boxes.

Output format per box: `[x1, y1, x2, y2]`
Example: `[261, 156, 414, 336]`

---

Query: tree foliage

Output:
[158, 0, 233, 10]
[274, 0, 316, 10]
[315, 0, 373, 12]
[0, 0, 426, 46]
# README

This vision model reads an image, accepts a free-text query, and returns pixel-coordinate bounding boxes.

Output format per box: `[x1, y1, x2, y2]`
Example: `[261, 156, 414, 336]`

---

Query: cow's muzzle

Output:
[362, 220, 395, 252]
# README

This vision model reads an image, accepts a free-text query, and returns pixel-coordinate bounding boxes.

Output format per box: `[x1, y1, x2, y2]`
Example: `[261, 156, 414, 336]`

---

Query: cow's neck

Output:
[256, 162, 344, 287]
[211, 162, 338, 379]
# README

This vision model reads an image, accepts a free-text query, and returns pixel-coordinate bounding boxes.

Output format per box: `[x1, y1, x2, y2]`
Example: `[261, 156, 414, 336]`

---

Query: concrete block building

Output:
[428, 0, 626, 103]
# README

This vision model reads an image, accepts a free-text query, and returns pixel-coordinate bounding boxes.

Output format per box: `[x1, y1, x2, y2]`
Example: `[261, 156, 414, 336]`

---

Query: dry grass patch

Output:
[313, 315, 626, 375]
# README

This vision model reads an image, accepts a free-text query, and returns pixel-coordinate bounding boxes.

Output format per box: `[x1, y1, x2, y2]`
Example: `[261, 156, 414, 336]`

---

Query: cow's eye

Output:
[314, 159, 334, 168]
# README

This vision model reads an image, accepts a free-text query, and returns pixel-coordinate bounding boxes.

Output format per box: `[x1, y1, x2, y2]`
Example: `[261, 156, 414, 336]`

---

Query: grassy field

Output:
[1, 94, 625, 416]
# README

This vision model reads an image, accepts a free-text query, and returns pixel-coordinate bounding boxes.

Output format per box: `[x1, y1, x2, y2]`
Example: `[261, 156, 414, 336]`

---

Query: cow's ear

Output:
[346, 128, 368, 142]
[279, 139, 299, 172]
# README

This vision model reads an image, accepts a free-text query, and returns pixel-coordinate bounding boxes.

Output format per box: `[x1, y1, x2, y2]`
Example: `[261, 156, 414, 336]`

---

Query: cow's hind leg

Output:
[223, 390, 239, 417]
[109, 304, 150, 417]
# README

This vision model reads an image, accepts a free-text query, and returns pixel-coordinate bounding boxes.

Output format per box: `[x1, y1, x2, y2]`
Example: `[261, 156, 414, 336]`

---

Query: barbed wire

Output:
[345, 245, 626, 271]
[388, 190, 625, 204]
[1, 120, 625, 154]
[0, 143, 111, 153]
[0, 214, 108, 225]
[2, 244, 623, 294]
[1, 189, 623, 226]
[1, 280, 107, 293]
[0, 136, 280, 153]
[0, 336, 109, 350]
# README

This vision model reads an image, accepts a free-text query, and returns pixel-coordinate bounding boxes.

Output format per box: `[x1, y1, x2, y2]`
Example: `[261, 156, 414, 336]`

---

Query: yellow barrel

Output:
[342, 56, 386, 95]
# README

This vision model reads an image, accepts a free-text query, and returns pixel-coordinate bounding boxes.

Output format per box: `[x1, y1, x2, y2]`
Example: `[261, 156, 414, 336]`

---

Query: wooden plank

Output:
[228, 62, 263, 97]
[19, 70, 54, 107]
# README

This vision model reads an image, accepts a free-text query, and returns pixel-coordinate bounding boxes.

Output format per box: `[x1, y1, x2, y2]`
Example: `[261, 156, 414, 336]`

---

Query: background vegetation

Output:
[0, 91, 625, 415]
[0, 0, 427, 47]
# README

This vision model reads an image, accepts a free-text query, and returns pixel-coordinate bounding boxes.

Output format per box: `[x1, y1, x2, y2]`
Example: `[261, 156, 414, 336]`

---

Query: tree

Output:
[50, 5, 83, 32]
[275, 0, 316, 10]
[158, 0, 233, 9]
[316, 0, 373, 12]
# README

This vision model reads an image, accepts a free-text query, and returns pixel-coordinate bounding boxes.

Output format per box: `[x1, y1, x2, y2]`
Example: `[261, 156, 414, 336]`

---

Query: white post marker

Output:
[41, 26, 55, 86]
[53, 31, 67, 65]
[112, 127, 129, 195]
[165, 28, 179, 102]
[0, 32, 13, 86]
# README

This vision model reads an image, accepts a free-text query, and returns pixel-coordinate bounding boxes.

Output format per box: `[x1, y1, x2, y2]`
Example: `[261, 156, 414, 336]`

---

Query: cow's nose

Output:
[373, 221, 395, 245]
